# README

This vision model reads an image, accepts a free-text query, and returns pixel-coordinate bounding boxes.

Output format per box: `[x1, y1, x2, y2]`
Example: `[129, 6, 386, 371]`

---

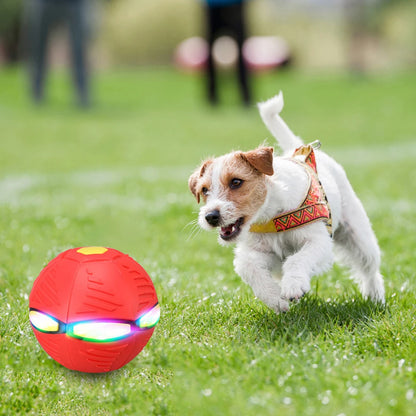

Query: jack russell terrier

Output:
[188, 92, 385, 313]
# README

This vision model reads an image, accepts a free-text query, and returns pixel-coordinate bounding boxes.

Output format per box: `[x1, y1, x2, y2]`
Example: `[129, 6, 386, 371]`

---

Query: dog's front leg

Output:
[281, 233, 334, 300]
[234, 246, 289, 313]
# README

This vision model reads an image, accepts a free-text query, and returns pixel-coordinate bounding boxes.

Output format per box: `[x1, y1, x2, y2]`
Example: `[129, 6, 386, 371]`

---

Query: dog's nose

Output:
[205, 210, 220, 227]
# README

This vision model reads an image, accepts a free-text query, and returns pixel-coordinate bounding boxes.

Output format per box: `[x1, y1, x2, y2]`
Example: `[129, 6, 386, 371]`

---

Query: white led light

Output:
[137, 304, 160, 329]
[29, 310, 60, 332]
[71, 322, 131, 341]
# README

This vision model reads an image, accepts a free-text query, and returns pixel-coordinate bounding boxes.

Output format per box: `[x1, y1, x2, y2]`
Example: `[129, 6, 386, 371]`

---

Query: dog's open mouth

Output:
[220, 217, 244, 241]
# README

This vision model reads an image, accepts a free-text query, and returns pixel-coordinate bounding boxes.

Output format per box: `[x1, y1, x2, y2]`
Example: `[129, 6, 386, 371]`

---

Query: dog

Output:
[188, 92, 385, 313]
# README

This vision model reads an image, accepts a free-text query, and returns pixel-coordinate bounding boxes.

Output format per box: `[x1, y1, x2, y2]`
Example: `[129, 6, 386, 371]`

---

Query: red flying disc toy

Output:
[29, 247, 159, 373]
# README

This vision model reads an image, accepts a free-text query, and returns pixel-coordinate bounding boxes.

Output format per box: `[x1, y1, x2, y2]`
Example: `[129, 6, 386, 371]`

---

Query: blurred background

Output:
[1, 0, 415, 69]
[0, 0, 415, 105]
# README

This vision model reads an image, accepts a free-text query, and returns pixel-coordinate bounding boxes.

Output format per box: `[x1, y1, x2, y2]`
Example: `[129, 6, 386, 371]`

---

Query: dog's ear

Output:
[241, 147, 274, 176]
[188, 171, 201, 203]
[188, 159, 213, 203]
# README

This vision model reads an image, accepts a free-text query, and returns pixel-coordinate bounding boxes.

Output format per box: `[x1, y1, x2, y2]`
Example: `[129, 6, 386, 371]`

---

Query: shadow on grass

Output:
[250, 295, 387, 344]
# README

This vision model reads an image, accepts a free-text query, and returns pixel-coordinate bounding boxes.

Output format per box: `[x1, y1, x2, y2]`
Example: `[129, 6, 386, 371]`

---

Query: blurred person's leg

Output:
[227, 3, 251, 106]
[68, 0, 89, 107]
[28, 0, 51, 103]
[206, 5, 221, 105]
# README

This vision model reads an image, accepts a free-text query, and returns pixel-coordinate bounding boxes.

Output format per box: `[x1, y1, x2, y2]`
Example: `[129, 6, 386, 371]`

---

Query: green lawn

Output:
[0, 67, 415, 415]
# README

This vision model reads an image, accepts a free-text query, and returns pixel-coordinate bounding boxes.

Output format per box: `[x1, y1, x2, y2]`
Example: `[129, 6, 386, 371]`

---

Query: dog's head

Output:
[188, 147, 274, 244]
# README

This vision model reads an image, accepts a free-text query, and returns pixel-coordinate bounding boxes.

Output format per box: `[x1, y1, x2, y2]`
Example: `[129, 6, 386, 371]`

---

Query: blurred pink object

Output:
[174, 37, 208, 71]
[243, 36, 291, 71]
[174, 36, 291, 72]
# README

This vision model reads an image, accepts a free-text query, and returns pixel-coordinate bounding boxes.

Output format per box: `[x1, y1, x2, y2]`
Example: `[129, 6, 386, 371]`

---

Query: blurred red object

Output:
[29, 247, 159, 373]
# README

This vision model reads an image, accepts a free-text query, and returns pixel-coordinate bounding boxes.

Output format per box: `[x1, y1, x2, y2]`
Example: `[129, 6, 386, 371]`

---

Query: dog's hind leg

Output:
[333, 195, 385, 304]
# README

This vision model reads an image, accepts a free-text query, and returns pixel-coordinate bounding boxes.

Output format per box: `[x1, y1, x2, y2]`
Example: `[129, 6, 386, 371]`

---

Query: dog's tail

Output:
[258, 92, 303, 153]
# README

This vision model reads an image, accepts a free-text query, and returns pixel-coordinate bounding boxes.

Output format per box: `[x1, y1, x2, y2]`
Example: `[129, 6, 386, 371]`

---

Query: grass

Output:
[0, 66, 416, 415]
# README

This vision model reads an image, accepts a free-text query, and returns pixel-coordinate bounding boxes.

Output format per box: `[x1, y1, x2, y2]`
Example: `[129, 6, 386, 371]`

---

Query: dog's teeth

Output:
[220, 218, 243, 240]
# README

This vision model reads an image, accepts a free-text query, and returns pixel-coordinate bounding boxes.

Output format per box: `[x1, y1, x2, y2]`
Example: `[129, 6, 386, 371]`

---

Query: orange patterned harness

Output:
[250, 143, 333, 237]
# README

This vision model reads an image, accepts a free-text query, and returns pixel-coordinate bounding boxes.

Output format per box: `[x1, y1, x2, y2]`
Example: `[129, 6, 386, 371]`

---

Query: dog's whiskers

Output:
[184, 219, 202, 241]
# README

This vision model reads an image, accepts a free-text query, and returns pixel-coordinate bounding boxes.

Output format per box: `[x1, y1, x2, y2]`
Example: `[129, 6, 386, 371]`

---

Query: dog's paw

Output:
[269, 297, 290, 314]
[253, 284, 289, 314]
[281, 275, 310, 301]
[360, 272, 385, 304]
[260, 298, 290, 314]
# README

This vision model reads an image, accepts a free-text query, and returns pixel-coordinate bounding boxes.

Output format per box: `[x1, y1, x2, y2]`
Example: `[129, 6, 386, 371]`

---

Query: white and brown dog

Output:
[189, 92, 385, 313]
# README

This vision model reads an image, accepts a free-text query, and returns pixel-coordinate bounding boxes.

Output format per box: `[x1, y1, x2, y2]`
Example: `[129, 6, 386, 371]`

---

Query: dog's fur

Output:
[189, 92, 385, 313]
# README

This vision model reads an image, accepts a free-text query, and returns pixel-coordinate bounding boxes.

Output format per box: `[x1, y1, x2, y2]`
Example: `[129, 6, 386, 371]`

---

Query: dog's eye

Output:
[230, 178, 244, 189]
[201, 187, 209, 196]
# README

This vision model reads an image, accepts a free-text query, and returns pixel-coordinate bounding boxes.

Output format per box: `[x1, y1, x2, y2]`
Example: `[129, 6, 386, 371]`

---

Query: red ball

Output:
[29, 247, 159, 373]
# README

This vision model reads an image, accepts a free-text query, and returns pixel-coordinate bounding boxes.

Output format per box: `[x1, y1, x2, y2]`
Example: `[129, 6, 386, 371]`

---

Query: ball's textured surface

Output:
[29, 247, 159, 373]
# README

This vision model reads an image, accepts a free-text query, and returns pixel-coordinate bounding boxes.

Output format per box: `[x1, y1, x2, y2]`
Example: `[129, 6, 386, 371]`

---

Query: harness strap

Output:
[249, 143, 333, 237]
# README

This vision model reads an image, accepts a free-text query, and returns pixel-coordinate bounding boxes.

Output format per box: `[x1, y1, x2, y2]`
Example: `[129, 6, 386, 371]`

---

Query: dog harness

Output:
[250, 142, 333, 237]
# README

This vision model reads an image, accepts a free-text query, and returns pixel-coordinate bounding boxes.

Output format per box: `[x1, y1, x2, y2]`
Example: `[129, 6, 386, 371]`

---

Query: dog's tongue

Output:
[221, 224, 234, 237]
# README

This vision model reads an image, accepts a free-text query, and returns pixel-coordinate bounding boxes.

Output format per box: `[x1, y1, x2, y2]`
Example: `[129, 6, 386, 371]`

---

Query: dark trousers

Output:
[27, 0, 89, 106]
[205, 3, 251, 105]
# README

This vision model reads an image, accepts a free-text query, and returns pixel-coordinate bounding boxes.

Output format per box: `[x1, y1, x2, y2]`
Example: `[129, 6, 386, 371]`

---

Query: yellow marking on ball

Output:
[77, 247, 108, 255]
